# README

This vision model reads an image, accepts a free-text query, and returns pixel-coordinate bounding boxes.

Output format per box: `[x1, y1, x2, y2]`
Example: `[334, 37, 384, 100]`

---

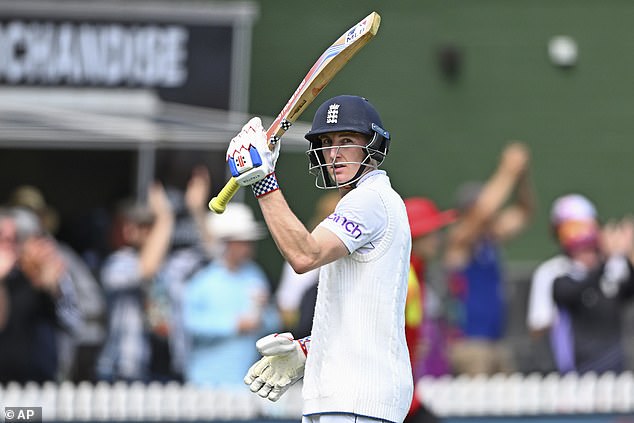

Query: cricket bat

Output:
[209, 11, 381, 214]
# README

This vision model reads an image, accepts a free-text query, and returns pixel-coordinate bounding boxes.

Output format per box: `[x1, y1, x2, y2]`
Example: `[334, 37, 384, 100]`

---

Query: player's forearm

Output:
[258, 191, 322, 274]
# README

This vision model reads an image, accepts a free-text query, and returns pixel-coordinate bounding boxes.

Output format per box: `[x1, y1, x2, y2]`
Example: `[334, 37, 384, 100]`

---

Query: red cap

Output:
[404, 197, 457, 238]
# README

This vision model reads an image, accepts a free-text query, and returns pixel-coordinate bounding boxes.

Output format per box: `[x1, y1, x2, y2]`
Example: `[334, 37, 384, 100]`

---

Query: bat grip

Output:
[209, 177, 241, 214]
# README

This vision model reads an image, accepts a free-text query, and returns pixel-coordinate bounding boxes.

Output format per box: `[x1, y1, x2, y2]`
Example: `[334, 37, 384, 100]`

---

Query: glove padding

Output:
[226, 117, 280, 187]
[244, 332, 306, 402]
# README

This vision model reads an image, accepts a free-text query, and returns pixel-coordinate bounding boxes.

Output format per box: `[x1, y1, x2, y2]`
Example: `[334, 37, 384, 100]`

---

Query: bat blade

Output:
[209, 11, 381, 214]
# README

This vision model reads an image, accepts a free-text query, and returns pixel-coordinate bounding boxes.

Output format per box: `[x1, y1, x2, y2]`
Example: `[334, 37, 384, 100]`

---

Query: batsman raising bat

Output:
[227, 94, 414, 423]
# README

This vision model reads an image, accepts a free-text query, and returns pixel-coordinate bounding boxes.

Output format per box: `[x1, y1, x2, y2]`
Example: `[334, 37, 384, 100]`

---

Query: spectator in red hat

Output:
[404, 197, 456, 423]
[404, 198, 456, 373]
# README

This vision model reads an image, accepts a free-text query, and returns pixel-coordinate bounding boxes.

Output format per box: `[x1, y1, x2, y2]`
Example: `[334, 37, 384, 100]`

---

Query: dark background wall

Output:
[244, 0, 634, 281]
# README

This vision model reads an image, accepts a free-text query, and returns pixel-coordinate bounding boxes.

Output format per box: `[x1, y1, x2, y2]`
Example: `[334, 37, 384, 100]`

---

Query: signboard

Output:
[0, 1, 257, 109]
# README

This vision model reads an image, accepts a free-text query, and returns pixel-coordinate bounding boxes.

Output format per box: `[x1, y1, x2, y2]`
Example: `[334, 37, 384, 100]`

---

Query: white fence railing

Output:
[1, 371, 633, 420]
[417, 371, 634, 417]
[0, 380, 303, 421]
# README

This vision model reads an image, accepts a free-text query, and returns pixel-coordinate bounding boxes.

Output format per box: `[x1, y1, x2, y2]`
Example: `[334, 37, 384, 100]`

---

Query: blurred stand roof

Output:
[0, 0, 257, 23]
[0, 88, 312, 152]
[0, 0, 311, 154]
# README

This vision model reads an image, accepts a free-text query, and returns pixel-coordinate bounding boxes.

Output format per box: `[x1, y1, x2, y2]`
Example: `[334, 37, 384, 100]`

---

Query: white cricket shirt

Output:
[303, 170, 413, 423]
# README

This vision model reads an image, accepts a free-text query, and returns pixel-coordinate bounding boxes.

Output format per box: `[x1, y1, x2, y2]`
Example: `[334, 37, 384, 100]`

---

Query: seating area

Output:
[1, 372, 633, 421]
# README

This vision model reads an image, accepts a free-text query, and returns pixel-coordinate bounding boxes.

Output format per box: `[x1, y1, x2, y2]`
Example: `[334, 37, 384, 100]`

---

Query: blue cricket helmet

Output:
[305, 95, 390, 161]
[305, 95, 391, 189]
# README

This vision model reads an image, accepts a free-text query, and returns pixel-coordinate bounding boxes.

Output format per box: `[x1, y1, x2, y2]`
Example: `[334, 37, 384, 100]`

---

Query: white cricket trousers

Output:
[302, 415, 394, 423]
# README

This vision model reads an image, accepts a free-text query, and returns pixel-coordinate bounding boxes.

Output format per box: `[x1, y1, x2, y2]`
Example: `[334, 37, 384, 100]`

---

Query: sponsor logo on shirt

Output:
[326, 213, 362, 239]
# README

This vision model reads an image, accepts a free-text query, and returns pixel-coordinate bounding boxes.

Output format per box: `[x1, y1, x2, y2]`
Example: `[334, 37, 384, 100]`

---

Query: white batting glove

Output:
[244, 332, 308, 402]
[226, 117, 281, 192]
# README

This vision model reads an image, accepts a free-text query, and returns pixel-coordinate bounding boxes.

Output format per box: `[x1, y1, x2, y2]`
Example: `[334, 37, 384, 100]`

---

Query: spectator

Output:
[8, 185, 107, 383]
[8, 185, 60, 236]
[182, 202, 273, 386]
[444, 141, 535, 376]
[551, 216, 634, 373]
[0, 207, 80, 383]
[404, 197, 455, 423]
[526, 193, 598, 373]
[147, 166, 212, 382]
[275, 191, 339, 336]
[404, 198, 456, 378]
[96, 183, 174, 382]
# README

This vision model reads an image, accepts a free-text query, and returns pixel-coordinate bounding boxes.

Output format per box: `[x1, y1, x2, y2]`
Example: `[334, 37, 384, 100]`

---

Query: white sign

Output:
[0, 21, 188, 86]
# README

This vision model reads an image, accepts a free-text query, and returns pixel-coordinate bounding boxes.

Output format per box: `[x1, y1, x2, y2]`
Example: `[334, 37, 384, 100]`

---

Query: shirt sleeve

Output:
[527, 261, 558, 330]
[317, 188, 386, 254]
[553, 265, 600, 307]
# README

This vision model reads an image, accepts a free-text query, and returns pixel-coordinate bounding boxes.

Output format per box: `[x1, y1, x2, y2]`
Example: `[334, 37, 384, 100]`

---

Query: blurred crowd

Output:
[1, 142, 634, 389]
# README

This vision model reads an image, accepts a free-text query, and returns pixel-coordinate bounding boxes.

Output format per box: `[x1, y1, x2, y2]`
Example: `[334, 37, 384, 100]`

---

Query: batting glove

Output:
[226, 117, 281, 197]
[244, 332, 308, 402]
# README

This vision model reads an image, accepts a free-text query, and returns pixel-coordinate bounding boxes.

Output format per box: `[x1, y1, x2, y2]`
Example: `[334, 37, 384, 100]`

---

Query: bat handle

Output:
[209, 177, 241, 214]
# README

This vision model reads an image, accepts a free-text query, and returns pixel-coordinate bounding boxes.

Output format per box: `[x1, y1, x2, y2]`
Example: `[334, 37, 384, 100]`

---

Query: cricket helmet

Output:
[305, 95, 390, 189]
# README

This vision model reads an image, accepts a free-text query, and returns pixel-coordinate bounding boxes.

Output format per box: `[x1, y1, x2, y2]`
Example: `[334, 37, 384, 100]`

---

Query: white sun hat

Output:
[550, 194, 597, 226]
[207, 202, 266, 241]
